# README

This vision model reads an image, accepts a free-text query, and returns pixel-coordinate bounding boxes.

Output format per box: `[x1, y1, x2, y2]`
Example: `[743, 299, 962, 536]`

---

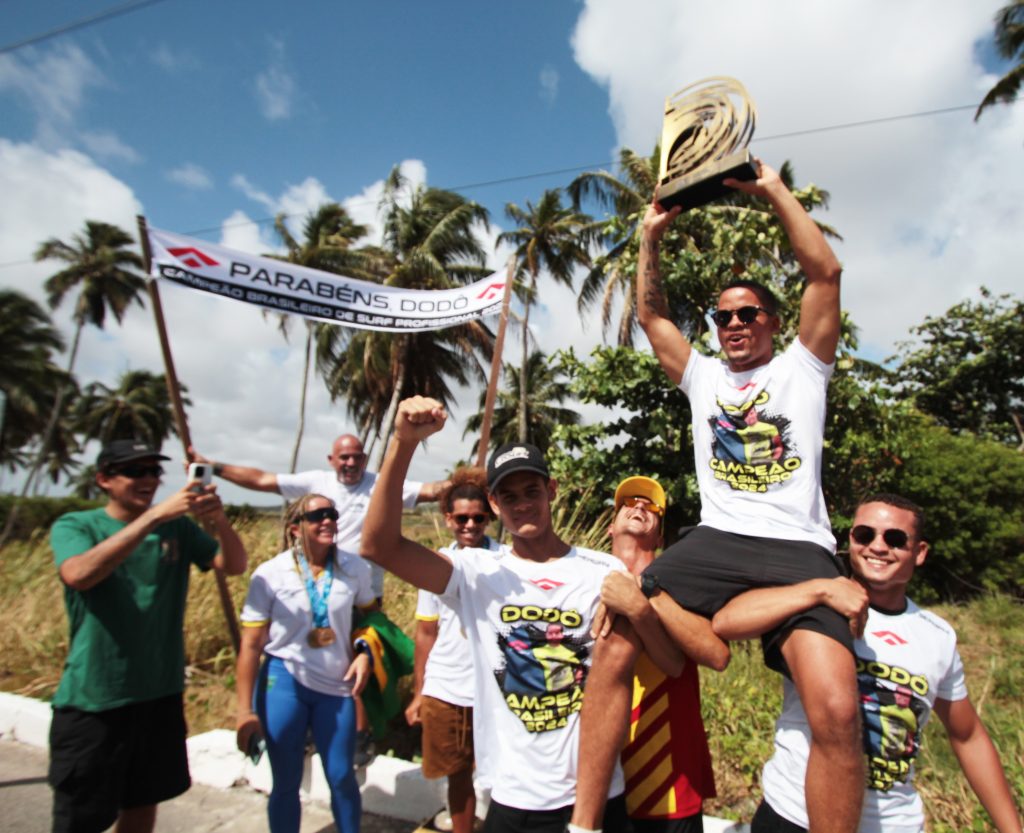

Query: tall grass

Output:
[2, 509, 1021, 829]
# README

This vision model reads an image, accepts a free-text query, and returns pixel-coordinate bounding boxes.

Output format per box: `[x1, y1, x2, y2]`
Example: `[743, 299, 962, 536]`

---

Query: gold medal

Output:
[307, 627, 336, 648]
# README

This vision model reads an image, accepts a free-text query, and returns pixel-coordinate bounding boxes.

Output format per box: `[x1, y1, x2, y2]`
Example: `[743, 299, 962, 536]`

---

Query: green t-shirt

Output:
[50, 507, 218, 712]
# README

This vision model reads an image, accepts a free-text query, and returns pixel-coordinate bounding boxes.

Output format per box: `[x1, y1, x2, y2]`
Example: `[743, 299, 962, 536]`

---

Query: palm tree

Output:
[569, 147, 659, 346]
[70, 369, 186, 448]
[0, 290, 70, 471]
[329, 168, 494, 464]
[270, 205, 371, 471]
[464, 350, 580, 455]
[0, 221, 146, 548]
[976, 1, 1024, 120]
[496, 190, 593, 441]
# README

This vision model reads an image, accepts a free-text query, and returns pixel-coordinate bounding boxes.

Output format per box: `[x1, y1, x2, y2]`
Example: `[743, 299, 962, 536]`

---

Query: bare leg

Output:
[570, 618, 639, 829]
[781, 630, 863, 833]
[448, 767, 476, 833]
[115, 804, 157, 833]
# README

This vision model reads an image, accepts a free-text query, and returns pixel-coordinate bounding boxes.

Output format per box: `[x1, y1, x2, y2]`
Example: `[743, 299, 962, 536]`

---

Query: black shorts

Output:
[632, 811, 704, 833]
[643, 525, 852, 675]
[49, 693, 191, 833]
[751, 799, 807, 833]
[483, 794, 631, 833]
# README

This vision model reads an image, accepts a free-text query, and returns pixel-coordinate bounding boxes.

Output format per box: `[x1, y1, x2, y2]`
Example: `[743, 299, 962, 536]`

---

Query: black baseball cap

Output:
[96, 439, 170, 469]
[487, 442, 550, 490]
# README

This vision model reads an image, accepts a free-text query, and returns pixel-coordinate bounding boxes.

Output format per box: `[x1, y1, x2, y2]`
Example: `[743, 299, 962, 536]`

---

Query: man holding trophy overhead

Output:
[571, 78, 863, 833]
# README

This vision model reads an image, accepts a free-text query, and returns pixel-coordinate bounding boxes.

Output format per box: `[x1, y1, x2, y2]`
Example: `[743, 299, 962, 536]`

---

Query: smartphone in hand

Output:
[187, 462, 212, 494]
[246, 732, 266, 765]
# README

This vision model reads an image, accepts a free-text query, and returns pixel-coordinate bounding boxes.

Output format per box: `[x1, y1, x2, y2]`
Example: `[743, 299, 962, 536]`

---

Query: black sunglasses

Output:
[851, 525, 910, 549]
[453, 513, 489, 525]
[710, 305, 771, 327]
[301, 507, 340, 523]
[109, 464, 163, 479]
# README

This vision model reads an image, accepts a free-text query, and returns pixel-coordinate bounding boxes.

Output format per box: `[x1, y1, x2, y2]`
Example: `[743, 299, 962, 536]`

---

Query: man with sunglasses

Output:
[712, 494, 1022, 833]
[597, 476, 725, 833]
[191, 434, 448, 602]
[48, 439, 247, 833]
[572, 160, 859, 833]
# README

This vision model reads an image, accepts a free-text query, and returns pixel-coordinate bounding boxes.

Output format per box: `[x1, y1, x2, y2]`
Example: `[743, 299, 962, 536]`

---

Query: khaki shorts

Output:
[420, 695, 474, 779]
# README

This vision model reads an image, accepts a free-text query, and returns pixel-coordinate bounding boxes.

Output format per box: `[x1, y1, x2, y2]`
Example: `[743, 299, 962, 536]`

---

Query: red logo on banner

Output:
[168, 247, 219, 269]
[530, 578, 564, 591]
[476, 282, 505, 302]
[871, 630, 908, 646]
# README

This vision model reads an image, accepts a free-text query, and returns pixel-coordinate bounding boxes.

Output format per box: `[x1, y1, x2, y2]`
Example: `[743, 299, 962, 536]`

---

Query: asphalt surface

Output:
[0, 739, 420, 833]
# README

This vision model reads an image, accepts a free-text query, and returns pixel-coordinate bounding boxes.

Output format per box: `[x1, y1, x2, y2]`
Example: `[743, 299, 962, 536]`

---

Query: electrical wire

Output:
[0, 0, 172, 55]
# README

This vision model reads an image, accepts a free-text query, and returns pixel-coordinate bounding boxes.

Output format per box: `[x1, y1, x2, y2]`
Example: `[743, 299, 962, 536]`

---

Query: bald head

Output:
[328, 434, 367, 485]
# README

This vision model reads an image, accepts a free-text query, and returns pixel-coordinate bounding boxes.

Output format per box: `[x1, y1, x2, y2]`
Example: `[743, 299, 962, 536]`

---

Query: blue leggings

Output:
[256, 656, 360, 833]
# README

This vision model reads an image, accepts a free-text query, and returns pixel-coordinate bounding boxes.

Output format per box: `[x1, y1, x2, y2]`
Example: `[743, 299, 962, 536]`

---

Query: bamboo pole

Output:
[138, 216, 241, 653]
[475, 257, 516, 468]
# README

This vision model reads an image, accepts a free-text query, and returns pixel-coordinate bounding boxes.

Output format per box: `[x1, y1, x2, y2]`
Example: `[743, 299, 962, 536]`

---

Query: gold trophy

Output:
[657, 77, 758, 211]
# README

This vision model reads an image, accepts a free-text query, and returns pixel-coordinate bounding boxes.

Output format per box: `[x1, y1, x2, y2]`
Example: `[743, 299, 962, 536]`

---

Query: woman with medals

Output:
[235, 494, 376, 833]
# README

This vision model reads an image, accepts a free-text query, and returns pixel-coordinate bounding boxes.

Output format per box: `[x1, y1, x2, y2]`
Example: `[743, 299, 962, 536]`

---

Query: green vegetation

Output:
[2, 507, 1019, 831]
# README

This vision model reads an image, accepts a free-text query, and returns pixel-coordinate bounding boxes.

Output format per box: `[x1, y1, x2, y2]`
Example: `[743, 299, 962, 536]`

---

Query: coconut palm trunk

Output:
[289, 327, 313, 473]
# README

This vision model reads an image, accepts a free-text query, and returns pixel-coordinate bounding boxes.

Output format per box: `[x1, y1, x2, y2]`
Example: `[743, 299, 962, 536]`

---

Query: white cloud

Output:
[81, 130, 142, 164]
[254, 39, 296, 121]
[540, 65, 560, 107]
[150, 44, 200, 73]
[571, 0, 1020, 358]
[166, 162, 213, 190]
[0, 44, 104, 149]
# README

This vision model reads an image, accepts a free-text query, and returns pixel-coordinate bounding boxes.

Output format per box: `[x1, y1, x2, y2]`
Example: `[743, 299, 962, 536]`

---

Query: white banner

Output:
[146, 225, 507, 332]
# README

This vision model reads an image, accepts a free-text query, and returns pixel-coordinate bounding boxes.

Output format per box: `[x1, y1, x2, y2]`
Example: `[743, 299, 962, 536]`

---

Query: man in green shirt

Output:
[48, 439, 247, 833]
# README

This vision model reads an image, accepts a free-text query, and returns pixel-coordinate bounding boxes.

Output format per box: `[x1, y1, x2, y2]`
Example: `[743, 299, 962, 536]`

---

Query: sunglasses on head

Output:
[108, 464, 163, 479]
[301, 506, 340, 523]
[851, 525, 910, 549]
[710, 305, 771, 327]
[620, 495, 664, 516]
[453, 513, 489, 525]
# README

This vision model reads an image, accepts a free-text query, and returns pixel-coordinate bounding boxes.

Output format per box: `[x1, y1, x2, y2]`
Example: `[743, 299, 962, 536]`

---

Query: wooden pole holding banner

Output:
[137, 215, 241, 654]
[475, 257, 516, 469]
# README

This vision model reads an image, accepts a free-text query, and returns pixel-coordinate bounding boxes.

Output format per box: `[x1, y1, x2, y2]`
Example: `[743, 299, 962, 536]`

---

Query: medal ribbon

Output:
[294, 547, 334, 628]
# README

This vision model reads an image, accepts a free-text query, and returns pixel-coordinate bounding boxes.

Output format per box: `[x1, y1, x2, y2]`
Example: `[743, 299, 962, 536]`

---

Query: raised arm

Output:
[637, 201, 693, 385]
[415, 478, 452, 504]
[933, 696, 1023, 833]
[711, 577, 868, 641]
[189, 446, 280, 493]
[725, 161, 842, 363]
[361, 396, 453, 595]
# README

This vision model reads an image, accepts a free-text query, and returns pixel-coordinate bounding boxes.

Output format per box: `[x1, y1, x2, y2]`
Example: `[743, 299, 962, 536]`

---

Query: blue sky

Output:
[1, 0, 1021, 502]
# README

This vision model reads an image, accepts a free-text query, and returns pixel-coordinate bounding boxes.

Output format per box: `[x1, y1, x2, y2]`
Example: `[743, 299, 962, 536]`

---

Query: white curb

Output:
[0, 692, 748, 829]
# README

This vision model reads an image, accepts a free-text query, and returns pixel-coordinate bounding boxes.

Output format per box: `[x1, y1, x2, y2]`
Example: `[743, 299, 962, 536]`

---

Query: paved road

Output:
[0, 739, 419, 833]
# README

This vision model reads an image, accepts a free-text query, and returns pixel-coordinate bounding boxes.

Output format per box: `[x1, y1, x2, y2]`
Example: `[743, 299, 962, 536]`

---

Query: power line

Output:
[0, 101, 984, 270]
[0, 0, 172, 55]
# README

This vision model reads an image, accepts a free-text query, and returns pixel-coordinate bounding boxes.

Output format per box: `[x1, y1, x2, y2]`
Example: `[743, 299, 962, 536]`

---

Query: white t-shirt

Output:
[762, 600, 968, 833]
[682, 339, 835, 551]
[240, 548, 376, 696]
[441, 544, 626, 811]
[277, 469, 422, 596]
[415, 536, 500, 707]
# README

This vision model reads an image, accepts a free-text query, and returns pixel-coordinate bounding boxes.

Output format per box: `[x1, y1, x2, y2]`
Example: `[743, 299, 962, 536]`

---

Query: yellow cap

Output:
[614, 476, 666, 513]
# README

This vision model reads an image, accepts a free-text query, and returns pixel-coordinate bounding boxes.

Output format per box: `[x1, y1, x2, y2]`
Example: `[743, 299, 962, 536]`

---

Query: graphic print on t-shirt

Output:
[708, 387, 800, 493]
[857, 656, 929, 791]
[494, 604, 588, 733]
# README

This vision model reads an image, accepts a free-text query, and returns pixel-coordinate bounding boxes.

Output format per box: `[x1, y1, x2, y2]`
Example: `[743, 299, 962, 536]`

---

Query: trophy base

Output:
[657, 149, 757, 211]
